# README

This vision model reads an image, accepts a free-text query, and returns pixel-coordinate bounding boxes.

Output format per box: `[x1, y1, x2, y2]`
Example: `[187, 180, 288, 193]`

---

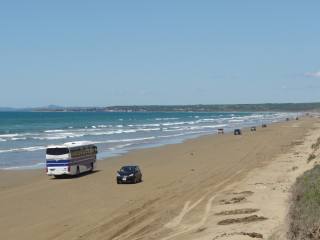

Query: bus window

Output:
[46, 148, 69, 155]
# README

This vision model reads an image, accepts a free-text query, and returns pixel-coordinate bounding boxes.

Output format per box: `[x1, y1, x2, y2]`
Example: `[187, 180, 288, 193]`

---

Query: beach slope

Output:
[0, 118, 318, 240]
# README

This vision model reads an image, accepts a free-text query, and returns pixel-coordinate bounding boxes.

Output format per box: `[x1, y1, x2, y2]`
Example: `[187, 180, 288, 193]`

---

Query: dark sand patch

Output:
[212, 231, 263, 239]
[220, 196, 246, 204]
[195, 227, 207, 233]
[217, 215, 268, 225]
[215, 208, 259, 216]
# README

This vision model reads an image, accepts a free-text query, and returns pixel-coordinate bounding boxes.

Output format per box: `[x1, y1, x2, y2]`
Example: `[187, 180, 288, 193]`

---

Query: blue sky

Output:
[1, 1, 320, 107]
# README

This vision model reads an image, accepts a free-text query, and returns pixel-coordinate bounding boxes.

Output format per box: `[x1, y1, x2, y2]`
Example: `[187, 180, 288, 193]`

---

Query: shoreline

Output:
[0, 117, 318, 240]
[0, 113, 300, 171]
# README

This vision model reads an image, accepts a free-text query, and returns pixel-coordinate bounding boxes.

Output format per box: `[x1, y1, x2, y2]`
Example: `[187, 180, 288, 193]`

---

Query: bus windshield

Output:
[46, 148, 69, 155]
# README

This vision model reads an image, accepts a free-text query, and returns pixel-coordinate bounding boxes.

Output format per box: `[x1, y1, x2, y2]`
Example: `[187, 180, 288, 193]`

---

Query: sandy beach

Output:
[0, 117, 319, 240]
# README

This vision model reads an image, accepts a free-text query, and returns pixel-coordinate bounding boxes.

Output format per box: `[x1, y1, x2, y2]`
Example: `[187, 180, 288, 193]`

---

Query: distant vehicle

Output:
[218, 128, 224, 134]
[234, 129, 242, 135]
[46, 141, 97, 177]
[250, 126, 257, 131]
[117, 165, 142, 184]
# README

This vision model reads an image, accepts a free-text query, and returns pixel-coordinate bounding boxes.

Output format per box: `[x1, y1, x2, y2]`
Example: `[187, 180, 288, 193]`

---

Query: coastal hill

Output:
[2, 102, 320, 112]
[101, 103, 320, 112]
[20, 102, 320, 112]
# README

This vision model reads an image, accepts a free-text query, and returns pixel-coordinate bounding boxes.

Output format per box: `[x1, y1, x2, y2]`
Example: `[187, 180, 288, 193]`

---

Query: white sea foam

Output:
[0, 138, 6, 142]
[198, 118, 217, 122]
[2, 162, 45, 170]
[228, 119, 244, 123]
[89, 131, 117, 136]
[109, 143, 133, 151]
[33, 136, 68, 140]
[81, 128, 100, 132]
[44, 129, 65, 133]
[155, 118, 179, 121]
[75, 129, 137, 137]
[111, 129, 136, 134]
[95, 136, 156, 144]
[161, 121, 192, 126]
[129, 123, 161, 127]
[108, 136, 156, 143]
[97, 125, 109, 128]
[158, 130, 210, 139]
[0, 146, 46, 153]
[248, 114, 264, 119]
[158, 133, 189, 138]
[168, 126, 184, 129]
[162, 129, 182, 132]
[162, 125, 196, 132]
[136, 128, 161, 132]
[163, 124, 227, 132]
[11, 137, 27, 141]
[144, 123, 161, 127]
[188, 124, 227, 131]
[195, 119, 220, 124]
[33, 132, 85, 140]
[0, 134, 20, 138]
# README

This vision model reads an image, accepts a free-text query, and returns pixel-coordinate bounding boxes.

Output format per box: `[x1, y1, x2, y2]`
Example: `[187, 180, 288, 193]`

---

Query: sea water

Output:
[0, 111, 298, 169]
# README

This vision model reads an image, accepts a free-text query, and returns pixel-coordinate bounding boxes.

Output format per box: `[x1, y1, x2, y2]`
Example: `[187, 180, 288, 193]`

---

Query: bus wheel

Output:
[90, 162, 94, 172]
[76, 166, 80, 176]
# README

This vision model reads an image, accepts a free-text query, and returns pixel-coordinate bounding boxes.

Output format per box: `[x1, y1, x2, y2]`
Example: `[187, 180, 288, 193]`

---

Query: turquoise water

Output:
[0, 111, 296, 169]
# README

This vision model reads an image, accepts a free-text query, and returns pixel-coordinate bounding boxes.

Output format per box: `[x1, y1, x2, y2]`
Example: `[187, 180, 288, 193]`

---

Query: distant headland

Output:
[1, 103, 320, 112]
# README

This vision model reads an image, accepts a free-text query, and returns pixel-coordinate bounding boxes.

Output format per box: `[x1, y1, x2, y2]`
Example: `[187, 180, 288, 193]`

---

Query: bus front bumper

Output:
[47, 167, 70, 176]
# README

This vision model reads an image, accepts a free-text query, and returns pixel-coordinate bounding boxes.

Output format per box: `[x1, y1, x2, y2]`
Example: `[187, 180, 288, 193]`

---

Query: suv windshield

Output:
[46, 148, 69, 155]
[120, 166, 135, 173]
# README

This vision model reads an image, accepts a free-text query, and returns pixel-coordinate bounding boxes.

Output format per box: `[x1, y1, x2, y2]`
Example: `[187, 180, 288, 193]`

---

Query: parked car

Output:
[116, 165, 142, 184]
[234, 129, 242, 135]
[218, 128, 224, 134]
[250, 126, 257, 131]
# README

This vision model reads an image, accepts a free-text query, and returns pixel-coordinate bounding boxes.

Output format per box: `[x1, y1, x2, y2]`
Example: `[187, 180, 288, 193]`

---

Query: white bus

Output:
[46, 141, 98, 177]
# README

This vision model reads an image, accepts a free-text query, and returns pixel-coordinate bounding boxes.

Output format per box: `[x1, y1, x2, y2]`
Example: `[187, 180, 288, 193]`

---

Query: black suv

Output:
[116, 165, 142, 184]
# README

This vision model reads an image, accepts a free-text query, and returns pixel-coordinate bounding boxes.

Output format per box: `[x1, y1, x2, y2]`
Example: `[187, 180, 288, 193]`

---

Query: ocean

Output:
[0, 111, 298, 169]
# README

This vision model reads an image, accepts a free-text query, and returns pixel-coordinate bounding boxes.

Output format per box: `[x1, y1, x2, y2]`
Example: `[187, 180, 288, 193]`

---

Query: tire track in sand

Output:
[161, 195, 216, 240]
[164, 197, 205, 228]
[160, 170, 244, 240]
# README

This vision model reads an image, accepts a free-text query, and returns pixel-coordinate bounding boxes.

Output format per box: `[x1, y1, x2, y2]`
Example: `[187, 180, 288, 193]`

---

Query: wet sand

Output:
[0, 117, 318, 240]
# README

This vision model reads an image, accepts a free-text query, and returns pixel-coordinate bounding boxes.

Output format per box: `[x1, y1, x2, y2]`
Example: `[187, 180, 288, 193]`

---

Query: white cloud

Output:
[305, 71, 320, 78]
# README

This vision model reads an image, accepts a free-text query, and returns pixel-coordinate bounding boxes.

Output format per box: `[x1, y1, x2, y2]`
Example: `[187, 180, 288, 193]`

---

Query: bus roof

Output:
[47, 141, 96, 149]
